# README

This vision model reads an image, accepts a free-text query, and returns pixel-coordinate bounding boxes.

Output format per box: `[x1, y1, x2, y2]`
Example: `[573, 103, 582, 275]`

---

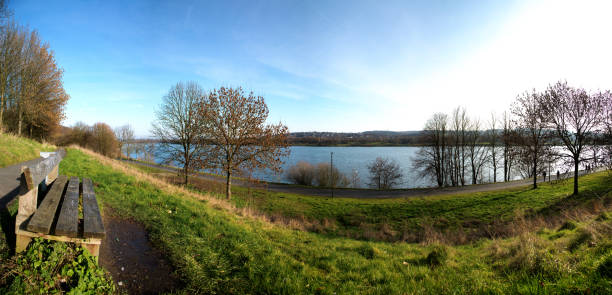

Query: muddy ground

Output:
[99, 213, 181, 294]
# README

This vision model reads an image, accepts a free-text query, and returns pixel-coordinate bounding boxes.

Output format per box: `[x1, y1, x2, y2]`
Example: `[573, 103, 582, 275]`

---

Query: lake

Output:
[126, 144, 554, 188]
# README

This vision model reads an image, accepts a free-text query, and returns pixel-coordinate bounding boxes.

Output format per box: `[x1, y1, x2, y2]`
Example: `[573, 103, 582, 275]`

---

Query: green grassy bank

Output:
[0, 133, 55, 168]
[135, 161, 612, 243]
[58, 148, 611, 294]
[1, 145, 611, 293]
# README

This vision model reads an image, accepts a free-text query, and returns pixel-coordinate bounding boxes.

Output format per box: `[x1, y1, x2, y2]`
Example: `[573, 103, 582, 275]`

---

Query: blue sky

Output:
[12, 0, 612, 137]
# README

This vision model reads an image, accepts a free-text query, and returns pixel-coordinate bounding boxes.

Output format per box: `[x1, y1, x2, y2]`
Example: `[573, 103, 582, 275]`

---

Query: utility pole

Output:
[330, 151, 334, 198]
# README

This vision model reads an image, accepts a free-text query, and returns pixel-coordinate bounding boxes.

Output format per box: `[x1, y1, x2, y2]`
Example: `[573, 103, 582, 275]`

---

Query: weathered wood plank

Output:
[27, 175, 68, 234]
[21, 166, 34, 191]
[82, 178, 105, 239]
[26, 149, 65, 188]
[54, 176, 79, 237]
[16, 228, 101, 244]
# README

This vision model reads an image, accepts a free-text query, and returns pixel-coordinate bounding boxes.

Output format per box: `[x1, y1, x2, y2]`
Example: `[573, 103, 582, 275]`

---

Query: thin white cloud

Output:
[256, 0, 612, 130]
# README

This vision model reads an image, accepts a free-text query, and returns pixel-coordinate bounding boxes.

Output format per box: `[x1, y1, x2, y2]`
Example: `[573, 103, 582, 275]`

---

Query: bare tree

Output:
[115, 124, 135, 159]
[488, 112, 499, 182]
[542, 81, 607, 195]
[151, 82, 204, 184]
[501, 111, 516, 182]
[603, 92, 612, 168]
[413, 113, 447, 187]
[466, 118, 488, 184]
[367, 157, 403, 189]
[444, 106, 471, 186]
[196, 87, 289, 199]
[349, 169, 360, 188]
[512, 89, 550, 189]
[451, 107, 469, 186]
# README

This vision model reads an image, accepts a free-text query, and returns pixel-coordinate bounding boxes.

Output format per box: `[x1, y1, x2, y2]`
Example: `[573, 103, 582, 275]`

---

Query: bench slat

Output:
[27, 175, 69, 234]
[54, 176, 79, 237]
[82, 178, 105, 238]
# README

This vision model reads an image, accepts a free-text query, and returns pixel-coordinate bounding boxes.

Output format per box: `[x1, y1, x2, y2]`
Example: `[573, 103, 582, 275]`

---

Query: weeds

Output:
[559, 220, 578, 231]
[598, 255, 612, 278]
[425, 245, 448, 267]
[0, 238, 114, 294]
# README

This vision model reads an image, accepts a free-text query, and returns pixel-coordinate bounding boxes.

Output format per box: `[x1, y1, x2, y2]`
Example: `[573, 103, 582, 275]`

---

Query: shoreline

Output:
[122, 158, 604, 199]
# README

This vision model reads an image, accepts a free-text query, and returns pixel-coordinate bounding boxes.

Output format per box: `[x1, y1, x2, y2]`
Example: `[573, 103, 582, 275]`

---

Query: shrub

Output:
[57, 121, 119, 157]
[425, 245, 448, 267]
[357, 245, 380, 260]
[597, 255, 612, 278]
[0, 238, 115, 294]
[286, 161, 315, 185]
[595, 241, 612, 255]
[568, 229, 593, 252]
[314, 162, 349, 188]
[596, 212, 610, 221]
[506, 233, 572, 279]
[558, 221, 578, 231]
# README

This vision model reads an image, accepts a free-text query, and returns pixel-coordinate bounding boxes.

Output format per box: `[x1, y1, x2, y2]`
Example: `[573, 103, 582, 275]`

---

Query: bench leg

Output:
[82, 243, 100, 260]
[16, 234, 32, 253]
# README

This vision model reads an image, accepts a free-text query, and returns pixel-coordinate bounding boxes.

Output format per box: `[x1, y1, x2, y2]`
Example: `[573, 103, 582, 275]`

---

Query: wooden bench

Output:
[14, 150, 105, 259]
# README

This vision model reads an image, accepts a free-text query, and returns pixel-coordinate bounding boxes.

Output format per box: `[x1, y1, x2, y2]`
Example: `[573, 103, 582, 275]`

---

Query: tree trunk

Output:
[532, 153, 538, 189]
[183, 145, 189, 184]
[18, 107, 22, 136]
[0, 98, 3, 132]
[573, 157, 579, 195]
[493, 156, 497, 183]
[226, 170, 232, 200]
[184, 162, 189, 184]
[503, 148, 508, 182]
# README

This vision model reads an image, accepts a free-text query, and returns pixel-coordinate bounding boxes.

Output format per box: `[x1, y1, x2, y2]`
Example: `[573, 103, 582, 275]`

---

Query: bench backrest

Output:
[15, 149, 65, 232]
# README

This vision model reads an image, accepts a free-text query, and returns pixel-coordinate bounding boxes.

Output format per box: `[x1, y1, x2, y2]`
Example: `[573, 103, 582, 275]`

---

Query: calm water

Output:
[126, 145, 556, 188]
[254, 146, 429, 188]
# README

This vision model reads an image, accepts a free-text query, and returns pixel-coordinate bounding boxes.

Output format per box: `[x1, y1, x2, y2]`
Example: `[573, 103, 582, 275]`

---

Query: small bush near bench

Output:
[0, 238, 115, 294]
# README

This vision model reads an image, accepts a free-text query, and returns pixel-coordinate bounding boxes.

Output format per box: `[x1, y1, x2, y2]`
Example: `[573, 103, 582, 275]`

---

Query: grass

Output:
[143, 163, 612, 243]
[0, 201, 17, 260]
[0, 133, 55, 168]
[56, 148, 612, 294]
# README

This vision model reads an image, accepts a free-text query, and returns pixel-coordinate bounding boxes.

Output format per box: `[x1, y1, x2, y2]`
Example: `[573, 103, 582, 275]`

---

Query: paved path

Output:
[125, 159, 606, 199]
[0, 157, 45, 207]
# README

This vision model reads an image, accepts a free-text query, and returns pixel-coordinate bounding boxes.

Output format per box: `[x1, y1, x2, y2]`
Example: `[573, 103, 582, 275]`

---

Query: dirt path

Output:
[99, 212, 180, 294]
[125, 159, 603, 199]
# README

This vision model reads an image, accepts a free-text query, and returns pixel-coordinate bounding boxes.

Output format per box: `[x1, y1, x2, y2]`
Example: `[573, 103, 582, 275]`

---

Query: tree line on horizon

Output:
[414, 81, 612, 195]
[0, 1, 68, 140]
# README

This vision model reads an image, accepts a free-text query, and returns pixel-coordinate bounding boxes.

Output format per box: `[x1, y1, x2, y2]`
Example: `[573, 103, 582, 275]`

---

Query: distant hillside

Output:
[288, 130, 424, 146]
